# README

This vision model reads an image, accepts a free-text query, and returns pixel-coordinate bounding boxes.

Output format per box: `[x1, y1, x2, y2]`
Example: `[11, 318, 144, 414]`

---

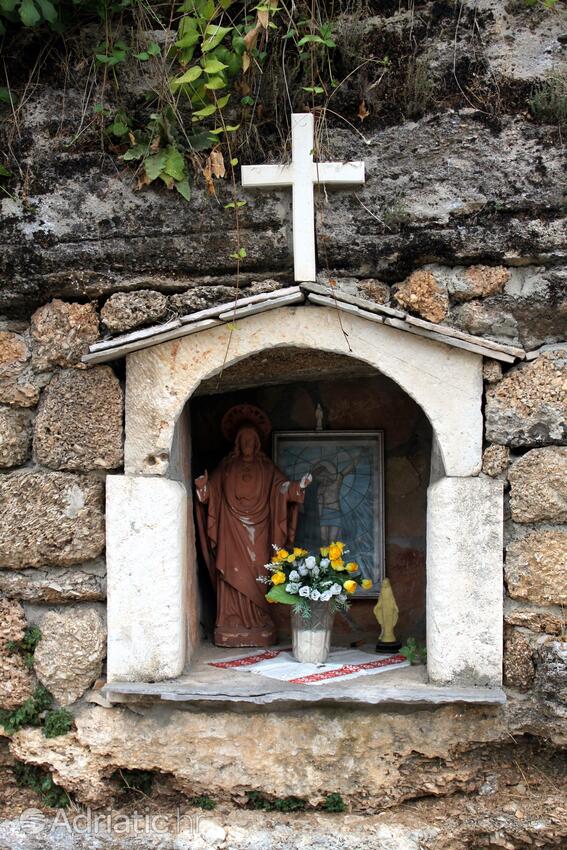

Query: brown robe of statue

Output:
[195, 425, 309, 647]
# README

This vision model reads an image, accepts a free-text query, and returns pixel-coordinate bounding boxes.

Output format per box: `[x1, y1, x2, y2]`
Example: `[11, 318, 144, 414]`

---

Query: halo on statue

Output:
[221, 404, 271, 443]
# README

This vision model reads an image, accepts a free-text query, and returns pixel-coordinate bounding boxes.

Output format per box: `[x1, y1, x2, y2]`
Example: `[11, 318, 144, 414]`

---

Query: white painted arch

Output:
[106, 304, 503, 690]
[124, 305, 483, 478]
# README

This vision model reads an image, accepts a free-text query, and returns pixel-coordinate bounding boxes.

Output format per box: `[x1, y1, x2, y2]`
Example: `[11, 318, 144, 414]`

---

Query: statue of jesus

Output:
[195, 405, 311, 647]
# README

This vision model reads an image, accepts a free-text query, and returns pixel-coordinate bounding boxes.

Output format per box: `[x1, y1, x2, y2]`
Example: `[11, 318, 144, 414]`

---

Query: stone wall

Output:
[0, 0, 565, 844]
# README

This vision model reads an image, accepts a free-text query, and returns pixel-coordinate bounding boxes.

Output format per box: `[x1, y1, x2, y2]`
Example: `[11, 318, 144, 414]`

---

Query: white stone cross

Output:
[241, 113, 365, 282]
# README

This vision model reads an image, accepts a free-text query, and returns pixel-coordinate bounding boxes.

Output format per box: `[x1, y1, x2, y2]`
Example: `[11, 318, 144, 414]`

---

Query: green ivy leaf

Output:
[203, 58, 228, 73]
[186, 130, 216, 150]
[122, 143, 147, 161]
[36, 0, 56, 22]
[216, 93, 230, 109]
[202, 24, 232, 52]
[0, 164, 12, 177]
[204, 75, 226, 91]
[19, 0, 41, 27]
[175, 178, 191, 201]
[192, 103, 216, 120]
[144, 151, 167, 182]
[170, 66, 203, 89]
[164, 146, 185, 181]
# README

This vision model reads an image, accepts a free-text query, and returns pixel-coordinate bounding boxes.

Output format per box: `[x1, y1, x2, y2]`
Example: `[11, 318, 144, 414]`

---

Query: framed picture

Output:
[273, 431, 384, 596]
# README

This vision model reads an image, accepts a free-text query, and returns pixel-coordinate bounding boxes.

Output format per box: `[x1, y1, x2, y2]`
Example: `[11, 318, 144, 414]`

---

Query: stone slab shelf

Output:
[101, 645, 506, 710]
[102, 680, 507, 710]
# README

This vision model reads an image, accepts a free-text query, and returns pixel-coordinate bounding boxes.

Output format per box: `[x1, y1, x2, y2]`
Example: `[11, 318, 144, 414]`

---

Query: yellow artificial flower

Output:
[294, 547, 308, 557]
[320, 546, 329, 557]
[328, 541, 344, 561]
[272, 571, 286, 585]
[275, 549, 289, 561]
[286, 554, 296, 563]
[346, 562, 359, 573]
[331, 558, 345, 571]
[361, 579, 372, 590]
[344, 579, 357, 594]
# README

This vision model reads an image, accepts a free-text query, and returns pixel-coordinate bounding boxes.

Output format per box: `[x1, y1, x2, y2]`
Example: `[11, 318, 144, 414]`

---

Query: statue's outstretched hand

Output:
[195, 471, 209, 497]
[299, 473, 313, 490]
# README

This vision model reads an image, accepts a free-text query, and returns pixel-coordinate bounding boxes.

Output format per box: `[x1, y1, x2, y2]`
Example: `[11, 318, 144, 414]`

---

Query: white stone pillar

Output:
[426, 476, 503, 687]
[106, 475, 188, 682]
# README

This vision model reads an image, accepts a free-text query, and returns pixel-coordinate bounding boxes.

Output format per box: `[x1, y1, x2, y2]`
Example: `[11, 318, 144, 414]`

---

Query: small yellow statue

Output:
[373, 578, 401, 653]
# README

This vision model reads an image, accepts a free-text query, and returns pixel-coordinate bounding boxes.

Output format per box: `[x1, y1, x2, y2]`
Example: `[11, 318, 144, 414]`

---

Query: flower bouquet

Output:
[258, 542, 372, 664]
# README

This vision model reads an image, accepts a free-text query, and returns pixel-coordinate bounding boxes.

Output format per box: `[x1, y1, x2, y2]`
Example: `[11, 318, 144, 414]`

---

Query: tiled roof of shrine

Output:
[83, 283, 526, 366]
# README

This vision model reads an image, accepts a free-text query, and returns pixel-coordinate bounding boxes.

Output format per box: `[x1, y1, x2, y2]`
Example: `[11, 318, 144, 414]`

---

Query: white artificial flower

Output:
[338, 592, 347, 603]
[310, 589, 321, 601]
[330, 583, 342, 596]
[305, 555, 316, 569]
[289, 570, 300, 582]
[286, 583, 300, 594]
[320, 590, 332, 602]
[298, 565, 309, 576]
[320, 558, 330, 569]
[311, 566, 320, 578]
[299, 586, 311, 598]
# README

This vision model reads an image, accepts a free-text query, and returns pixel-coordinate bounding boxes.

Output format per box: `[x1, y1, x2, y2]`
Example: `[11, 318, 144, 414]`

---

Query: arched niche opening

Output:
[185, 346, 432, 648]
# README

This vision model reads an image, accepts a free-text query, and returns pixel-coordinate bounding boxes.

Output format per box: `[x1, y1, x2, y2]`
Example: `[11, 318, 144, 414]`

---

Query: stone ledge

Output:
[103, 680, 506, 710]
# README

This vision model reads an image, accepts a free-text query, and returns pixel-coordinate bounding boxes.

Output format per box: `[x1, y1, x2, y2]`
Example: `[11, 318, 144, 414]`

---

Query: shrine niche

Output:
[104, 300, 507, 695]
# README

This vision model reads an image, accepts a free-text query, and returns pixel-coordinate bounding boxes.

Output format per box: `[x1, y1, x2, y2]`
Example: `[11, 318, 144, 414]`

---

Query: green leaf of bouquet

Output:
[266, 585, 297, 605]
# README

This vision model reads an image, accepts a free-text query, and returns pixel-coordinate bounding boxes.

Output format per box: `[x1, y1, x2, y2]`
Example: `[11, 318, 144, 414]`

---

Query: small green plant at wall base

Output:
[0, 685, 53, 734]
[188, 795, 216, 810]
[246, 791, 307, 811]
[43, 708, 74, 739]
[400, 637, 427, 665]
[323, 793, 347, 812]
[6, 624, 42, 668]
[13, 762, 70, 808]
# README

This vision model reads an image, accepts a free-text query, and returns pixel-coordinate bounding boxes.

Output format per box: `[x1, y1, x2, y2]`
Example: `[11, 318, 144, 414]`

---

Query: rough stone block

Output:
[101, 289, 168, 333]
[535, 640, 567, 720]
[427, 476, 503, 687]
[106, 475, 188, 682]
[508, 447, 567, 523]
[34, 608, 106, 705]
[30, 300, 99, 371]
[505, 606, 564, 636]
[357, 279, 391, 304]
[0, 563, 106, 603]
[0, 598, 35, 710]
[449, 266, 510, 303]
[33, 366, 123, 471]
[393, 270, 448, 323]
[503, 629, 535, 692]
[482, 444, 510, 478]
[485, 348, 566, 448]
[0, 331, 41, 407]
[0, 406, 32, 468]
[505, 528, 567, 607]
[0, 471, 105, 569]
